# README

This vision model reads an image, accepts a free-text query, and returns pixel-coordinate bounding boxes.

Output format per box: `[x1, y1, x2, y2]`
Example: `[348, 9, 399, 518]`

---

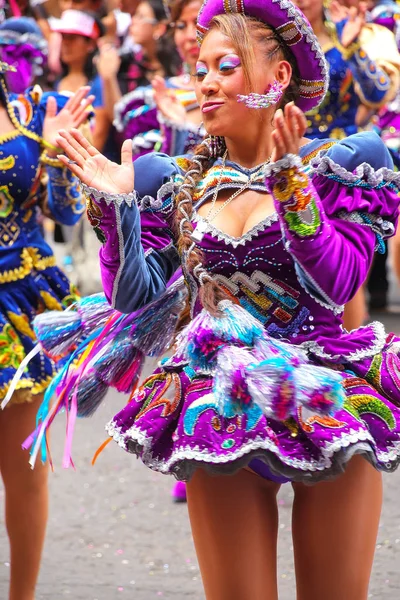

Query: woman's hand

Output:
[152, 76, 187, 124]
[330, 0, 367, 48]
[95, 42, 121, 81]
[42, 87, 94, 152]
[270, 103, 307, 163]
[56, 129, 134, 195]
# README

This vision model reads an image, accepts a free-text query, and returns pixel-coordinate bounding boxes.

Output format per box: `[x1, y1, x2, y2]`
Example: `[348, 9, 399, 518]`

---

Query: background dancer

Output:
[0, 31, 92, 595]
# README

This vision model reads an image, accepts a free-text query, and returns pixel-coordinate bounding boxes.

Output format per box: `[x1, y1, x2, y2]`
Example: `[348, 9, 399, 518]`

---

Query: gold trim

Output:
[0, 247, 57, 284]
[0, 374, 54, 406]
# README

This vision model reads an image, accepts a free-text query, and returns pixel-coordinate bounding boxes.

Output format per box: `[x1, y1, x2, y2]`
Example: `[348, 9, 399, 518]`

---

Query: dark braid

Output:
[173, 140, 229, 315]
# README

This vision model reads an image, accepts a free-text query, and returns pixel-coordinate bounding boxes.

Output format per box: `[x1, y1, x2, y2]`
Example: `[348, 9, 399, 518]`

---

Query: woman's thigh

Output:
[186, 467, 281, 600]
[292, 455, 382, 600]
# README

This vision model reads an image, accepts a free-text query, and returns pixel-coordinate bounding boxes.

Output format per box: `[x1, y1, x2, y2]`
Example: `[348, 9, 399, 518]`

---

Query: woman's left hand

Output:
[42, 86, 95, 153]
[270, 103, 307, 163]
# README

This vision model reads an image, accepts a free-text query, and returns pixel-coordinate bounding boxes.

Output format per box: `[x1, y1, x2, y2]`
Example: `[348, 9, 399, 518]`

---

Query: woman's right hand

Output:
[56, 129, 134, 195]
[152, 76, 187, 124]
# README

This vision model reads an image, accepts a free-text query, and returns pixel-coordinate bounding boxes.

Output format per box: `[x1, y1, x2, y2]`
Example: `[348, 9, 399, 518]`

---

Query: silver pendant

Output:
[191, 220, 208, 242]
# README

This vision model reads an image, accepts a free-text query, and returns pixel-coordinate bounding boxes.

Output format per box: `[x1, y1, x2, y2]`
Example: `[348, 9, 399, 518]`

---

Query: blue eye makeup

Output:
[195, 61, 208, 78]
[219, 54, 241, 71]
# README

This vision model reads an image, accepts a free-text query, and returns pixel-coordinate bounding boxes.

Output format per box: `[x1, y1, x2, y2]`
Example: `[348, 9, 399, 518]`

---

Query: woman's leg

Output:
[187, 468, 281, 600]
[0, 394, 49, 600]
[292, 455, 382, 600]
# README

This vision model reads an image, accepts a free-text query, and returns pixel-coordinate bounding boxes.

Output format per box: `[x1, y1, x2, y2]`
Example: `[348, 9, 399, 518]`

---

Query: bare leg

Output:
[0, 395, 49, 600]
[187, 468, 280, 600]
[292, 455, 382, 600]
[343, 288, 367, 331]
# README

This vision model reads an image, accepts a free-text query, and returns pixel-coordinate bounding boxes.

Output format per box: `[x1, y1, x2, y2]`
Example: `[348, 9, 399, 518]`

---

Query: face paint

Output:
[195, 61, 208, 79]
[219, 54, 241, 72]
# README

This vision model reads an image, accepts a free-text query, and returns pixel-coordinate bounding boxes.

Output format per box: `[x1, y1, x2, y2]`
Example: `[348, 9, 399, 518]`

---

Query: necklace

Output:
[191, 150, 269, 242]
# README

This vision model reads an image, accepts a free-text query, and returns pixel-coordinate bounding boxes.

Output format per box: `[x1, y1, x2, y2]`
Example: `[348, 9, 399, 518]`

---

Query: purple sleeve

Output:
[265, 149, 400, 309]
[84, 153, 182, 313]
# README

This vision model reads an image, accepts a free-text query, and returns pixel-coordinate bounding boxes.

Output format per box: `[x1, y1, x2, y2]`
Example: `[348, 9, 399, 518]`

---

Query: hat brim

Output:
[52, 24, 98, 40]
[196, 0, 329, 112]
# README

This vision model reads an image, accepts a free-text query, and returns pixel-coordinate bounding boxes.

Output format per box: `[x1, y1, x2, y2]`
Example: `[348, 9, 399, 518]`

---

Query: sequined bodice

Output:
[194, 214, 334, 345]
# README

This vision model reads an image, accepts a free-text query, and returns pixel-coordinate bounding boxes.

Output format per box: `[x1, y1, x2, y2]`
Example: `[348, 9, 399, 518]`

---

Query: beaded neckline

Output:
[192, 211, 279, 248]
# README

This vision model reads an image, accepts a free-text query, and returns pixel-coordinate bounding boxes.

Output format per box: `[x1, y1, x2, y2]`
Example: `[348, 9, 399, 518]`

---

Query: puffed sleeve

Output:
[113, 87, 162, 158]
[265, 132, 400, 312]
[83, 152, 182, 313]
[32, 90, 86, 224]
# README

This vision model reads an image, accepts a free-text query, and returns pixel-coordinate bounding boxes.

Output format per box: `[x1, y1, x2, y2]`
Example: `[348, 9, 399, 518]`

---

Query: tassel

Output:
[33, 293, 115, 359]
[214, 344, 346, 421]
[33, 310, 82, 359]
[178, 300, 265, 371]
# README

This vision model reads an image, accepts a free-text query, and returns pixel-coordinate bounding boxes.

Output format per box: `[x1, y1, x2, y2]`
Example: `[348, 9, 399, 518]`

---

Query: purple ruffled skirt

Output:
[106, 330, 400, 484]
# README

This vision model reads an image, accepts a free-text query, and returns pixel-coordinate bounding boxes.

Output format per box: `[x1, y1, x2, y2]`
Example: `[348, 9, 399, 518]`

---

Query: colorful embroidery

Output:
[7, 311, 36, 341]
[86, 196, 106, 244]
[0, 323, 25, 369]
[136, 372, 181, 420]
[298, 407, 346, 433]
[344, 393, 395, 430]
[272, 167, 321, 237]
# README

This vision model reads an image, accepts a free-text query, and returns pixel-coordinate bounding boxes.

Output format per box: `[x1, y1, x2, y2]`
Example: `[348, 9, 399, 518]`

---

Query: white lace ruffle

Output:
[263, 153, 303, 177]
[81, 183, 138, 207]
[191, 213, 279, 248]
[301, 321, 387, 362]
[113, 87, 156, 131]
[105, 420, 400, 483]
[309, 155, 400, 188]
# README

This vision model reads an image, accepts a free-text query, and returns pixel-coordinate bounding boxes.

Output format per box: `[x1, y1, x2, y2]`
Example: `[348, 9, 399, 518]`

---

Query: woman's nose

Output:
[200, 71, 219, 96]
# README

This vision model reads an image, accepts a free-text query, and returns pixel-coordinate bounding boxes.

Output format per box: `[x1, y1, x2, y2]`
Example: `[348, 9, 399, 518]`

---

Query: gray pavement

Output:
[1, 312, 400, 599]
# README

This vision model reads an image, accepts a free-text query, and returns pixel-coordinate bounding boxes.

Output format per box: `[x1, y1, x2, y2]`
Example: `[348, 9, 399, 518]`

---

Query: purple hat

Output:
[196, 0, 329, 112]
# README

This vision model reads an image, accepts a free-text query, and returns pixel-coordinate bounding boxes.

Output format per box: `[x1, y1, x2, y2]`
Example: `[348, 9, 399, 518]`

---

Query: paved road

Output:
[1, 310, 400, 599]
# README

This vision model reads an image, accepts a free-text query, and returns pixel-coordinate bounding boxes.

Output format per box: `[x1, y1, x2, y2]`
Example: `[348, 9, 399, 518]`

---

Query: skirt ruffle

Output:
[0, 266, 78, 404]
[106, 352, 400, 483]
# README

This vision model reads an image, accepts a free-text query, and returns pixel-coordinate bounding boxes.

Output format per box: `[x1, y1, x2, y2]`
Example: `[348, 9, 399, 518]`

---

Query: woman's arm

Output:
[56, 130, 181, 312]
[266, 106, 399, 310]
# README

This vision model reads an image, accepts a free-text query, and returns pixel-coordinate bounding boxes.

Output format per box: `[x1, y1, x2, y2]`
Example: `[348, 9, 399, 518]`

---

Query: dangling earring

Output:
[237, 80, 283, 109]
[207, 136, 225, 159]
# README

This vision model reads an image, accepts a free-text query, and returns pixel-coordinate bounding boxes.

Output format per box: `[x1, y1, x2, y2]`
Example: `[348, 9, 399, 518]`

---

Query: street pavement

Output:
[1, 309, 400, 599]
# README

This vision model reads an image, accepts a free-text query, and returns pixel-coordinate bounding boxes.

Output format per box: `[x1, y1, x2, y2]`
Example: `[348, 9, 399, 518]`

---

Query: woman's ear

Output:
[153, 22, 167, 41]
[275, 60, 292, 90]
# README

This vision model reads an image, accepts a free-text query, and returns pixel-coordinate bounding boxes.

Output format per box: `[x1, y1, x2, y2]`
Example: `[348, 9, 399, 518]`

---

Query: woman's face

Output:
[195, 28, 289, 139]
[292, 0, 324, 23]
[173, 0, 201, 68]
[60, 33, 95, 65]
[130, 2, 164, 47]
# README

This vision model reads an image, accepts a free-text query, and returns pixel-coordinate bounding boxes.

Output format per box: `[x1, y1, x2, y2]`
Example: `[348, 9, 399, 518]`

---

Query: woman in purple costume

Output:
[53, 0, 400, 596]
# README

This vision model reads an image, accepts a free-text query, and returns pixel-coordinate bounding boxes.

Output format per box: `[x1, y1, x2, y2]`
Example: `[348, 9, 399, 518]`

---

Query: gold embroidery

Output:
[0, 156, 15, 170]
[0, 247, 57, 284]
[7, 311, 36, 340]
[40, 291, 63, 311]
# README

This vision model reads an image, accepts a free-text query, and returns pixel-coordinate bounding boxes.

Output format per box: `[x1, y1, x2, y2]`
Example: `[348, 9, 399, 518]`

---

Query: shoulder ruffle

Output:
[113, 87, 156, 133]
[310, 132, 400, 244]
[134, 152, 183, 216]
[310, 131, 398, 187]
